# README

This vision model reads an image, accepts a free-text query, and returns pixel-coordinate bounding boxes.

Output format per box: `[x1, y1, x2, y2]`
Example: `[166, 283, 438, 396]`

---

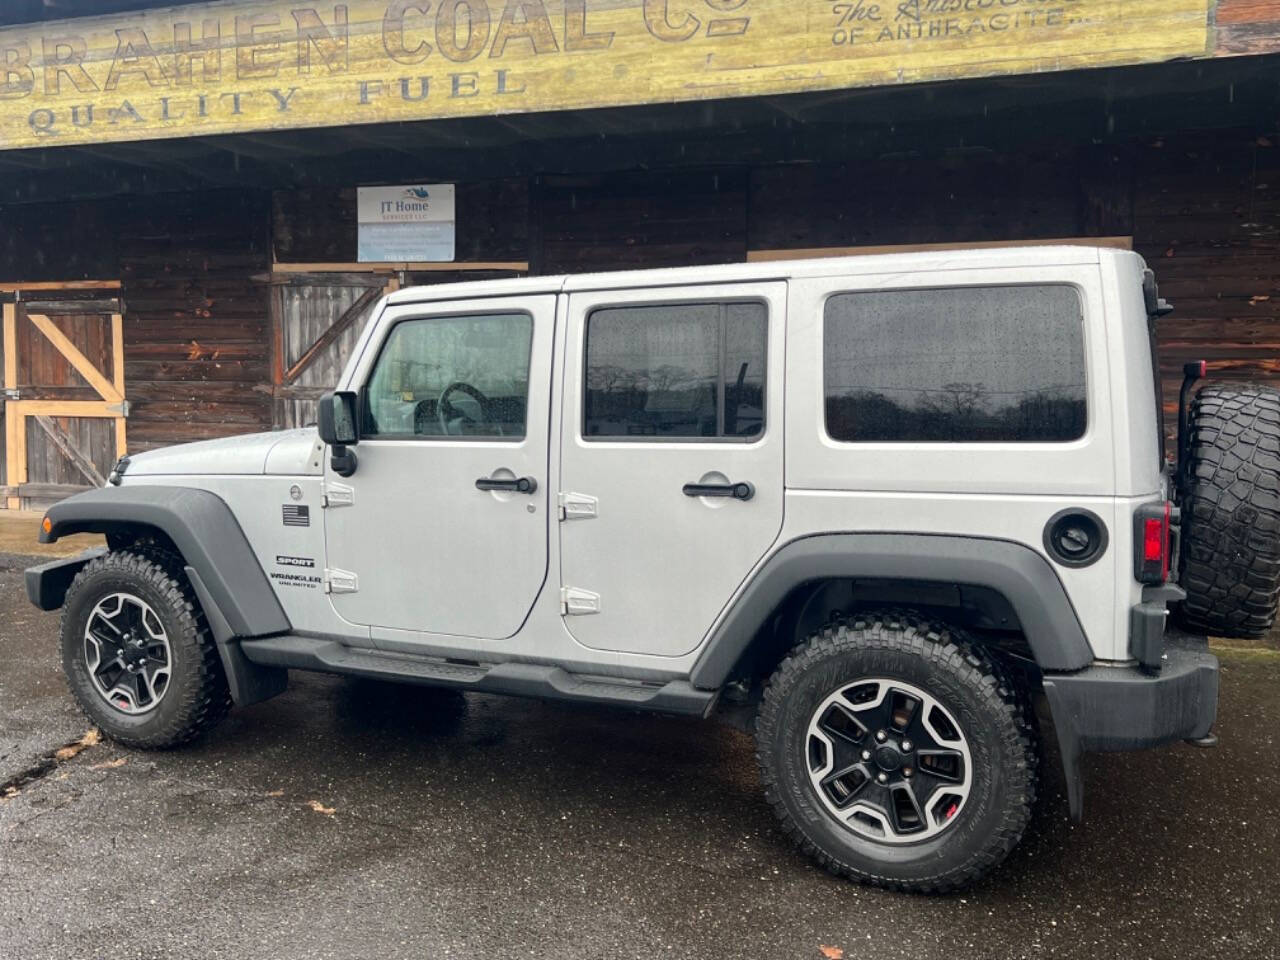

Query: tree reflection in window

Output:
[585, 301, 766, 440]
[824, 286, 1087, 443]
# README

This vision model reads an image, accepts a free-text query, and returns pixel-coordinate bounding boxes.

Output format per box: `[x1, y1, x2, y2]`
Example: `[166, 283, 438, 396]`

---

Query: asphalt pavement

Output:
[1, 557, 1277, 960]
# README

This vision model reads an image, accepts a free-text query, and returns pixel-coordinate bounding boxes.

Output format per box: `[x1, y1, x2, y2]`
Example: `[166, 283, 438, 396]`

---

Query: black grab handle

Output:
[476, 476, 538, 494]
[682, 481, 755, 501]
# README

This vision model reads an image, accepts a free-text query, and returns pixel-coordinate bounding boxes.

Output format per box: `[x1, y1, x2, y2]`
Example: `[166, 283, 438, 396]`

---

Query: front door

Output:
[323, 295, 555, 639]
[558, 282, 786, 658]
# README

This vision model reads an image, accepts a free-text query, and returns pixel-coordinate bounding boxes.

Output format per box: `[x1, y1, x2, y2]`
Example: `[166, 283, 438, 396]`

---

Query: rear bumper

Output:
[1042, 629, 1218, 820]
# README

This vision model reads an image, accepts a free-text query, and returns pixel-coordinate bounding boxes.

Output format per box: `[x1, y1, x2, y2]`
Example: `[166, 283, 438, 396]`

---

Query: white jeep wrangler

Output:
[27, 247, 1277, 892]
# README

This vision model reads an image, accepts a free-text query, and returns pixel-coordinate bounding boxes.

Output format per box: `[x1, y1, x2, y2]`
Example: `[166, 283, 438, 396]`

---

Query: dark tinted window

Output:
[584, 301, 766, 440]
[824, 285, 1086, 443]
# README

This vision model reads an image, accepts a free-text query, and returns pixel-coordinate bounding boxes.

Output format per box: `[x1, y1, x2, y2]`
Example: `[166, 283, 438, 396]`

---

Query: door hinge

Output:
[557, 491, 598, 521]
[560, 586, 601, 616]
[324, 568, 359, 594]
[322, 481, 355, 508]
[106, 400, 129, 417]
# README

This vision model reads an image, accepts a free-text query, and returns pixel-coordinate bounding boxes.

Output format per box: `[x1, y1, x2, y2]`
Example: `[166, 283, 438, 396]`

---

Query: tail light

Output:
[1134, 501, 1178, 583]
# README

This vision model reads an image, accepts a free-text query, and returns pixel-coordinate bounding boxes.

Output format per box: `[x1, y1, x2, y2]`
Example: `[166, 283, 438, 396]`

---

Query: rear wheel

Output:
[755, 611, 1037, 892]
[61, 551, 231, 748]
[1179, 383, 1280, 638]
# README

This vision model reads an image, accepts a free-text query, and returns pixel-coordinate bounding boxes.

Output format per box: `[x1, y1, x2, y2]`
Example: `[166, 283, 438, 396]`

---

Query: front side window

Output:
[824, 285, 1087, 443]
[584, 301, 767, 440]
[362, 312, 531, 439]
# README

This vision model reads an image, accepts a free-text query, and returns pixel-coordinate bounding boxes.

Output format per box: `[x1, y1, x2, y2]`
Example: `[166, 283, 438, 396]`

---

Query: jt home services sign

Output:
[0, 0, 1211, 150]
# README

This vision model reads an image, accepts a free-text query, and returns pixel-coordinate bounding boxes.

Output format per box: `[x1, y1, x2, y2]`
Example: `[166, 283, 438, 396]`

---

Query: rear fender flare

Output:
[689, 532, 1095, 690]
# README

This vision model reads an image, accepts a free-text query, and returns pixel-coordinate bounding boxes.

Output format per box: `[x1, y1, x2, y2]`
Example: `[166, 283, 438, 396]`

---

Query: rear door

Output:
[558, 282, 786, 657]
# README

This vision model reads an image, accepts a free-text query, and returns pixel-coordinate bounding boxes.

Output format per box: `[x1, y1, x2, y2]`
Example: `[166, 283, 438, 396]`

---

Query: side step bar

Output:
[238, 634, 717, 718]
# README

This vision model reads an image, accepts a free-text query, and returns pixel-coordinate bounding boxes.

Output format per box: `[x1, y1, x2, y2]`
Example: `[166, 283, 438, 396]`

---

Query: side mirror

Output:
[318, 391, 358, 445]
[317, 391, 359, 477]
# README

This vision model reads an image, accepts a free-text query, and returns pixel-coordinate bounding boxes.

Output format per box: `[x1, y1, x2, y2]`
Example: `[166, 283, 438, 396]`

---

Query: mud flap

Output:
[1042, 632, 1218, 822]
[185, 565, 287, 707]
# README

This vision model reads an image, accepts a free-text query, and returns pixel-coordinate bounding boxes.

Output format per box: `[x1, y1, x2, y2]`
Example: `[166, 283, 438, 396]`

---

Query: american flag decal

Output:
[282, 504, 310, 527]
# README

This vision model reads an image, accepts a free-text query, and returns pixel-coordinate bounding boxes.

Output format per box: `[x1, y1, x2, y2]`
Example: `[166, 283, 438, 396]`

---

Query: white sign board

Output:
[357, 184, 455, 263]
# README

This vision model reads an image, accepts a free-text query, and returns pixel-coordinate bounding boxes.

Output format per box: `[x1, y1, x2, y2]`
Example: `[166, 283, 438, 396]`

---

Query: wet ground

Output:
[1, 558, 1277, 960]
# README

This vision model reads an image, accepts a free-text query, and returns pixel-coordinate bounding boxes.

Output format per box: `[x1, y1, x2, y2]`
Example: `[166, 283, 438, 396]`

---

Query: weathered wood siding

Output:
[0, 201, 117, 283]
[1133, 134, 1280, 417]
[748, 149, 1103, 251]
[120, 190, 273, 452]
[533, 170, 747, 274]
[0, 193, 271, 457]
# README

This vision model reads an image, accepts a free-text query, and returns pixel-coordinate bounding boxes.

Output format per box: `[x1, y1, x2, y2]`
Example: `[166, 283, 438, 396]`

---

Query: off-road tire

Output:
[755, 610, 1037, 893]
[1178, 383, 1280, 639]
[61, 550, 232, 748]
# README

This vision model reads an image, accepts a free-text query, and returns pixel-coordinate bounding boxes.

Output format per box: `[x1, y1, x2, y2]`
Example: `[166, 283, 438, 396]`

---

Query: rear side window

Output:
[824, 285, 1086, 443]
[584, 301, 766, 440]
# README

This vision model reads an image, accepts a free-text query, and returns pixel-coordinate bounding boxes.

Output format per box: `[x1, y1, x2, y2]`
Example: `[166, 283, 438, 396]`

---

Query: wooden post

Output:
[110, 313, 124, 394]
[270, 287, 286, 388]
[111, 313, 127, 459]
[2, 301, 15, 389]
[3, 302, 18, 509]
[6, 401, 26, 510]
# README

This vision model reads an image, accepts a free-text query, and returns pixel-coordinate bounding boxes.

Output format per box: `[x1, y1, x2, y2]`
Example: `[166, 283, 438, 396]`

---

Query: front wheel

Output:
[755, 611, 1037, 892]
[61, 551, 231, 748]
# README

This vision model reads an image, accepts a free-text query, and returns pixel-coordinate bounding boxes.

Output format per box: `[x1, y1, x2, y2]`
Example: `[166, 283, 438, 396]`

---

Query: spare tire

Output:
[1178, 383, 1280, 638]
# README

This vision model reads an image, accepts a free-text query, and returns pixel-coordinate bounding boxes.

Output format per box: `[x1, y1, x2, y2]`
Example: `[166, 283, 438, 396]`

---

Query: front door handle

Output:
[476, 475, 538, 494]
[682, 481, 755, 501]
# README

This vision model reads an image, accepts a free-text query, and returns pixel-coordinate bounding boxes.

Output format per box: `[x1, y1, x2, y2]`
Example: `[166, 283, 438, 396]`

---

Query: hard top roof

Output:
[385, 245, 1125, 306]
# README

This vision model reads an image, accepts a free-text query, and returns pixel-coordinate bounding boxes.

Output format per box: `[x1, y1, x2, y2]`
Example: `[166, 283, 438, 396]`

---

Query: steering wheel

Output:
[437, 381, 500, 436]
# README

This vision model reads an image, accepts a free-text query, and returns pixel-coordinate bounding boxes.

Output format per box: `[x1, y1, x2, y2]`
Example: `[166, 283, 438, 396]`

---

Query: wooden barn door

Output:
[269, 272, 388, 429]
[266, 264, 528, 430]
[1, 286, 126, 510]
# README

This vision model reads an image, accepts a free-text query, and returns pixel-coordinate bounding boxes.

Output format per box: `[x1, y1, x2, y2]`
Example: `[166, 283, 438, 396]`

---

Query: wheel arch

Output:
[39, 485, 289, 640]
[690, 533, 1094, 690]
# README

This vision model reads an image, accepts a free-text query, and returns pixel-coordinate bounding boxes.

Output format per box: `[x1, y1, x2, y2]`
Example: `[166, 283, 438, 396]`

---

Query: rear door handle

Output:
[682, 481, 755, 501]
[476, 475, 538, 494]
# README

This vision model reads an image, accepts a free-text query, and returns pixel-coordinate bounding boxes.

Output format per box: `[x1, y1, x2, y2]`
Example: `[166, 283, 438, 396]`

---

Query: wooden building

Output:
[0, 0, 1278, 507]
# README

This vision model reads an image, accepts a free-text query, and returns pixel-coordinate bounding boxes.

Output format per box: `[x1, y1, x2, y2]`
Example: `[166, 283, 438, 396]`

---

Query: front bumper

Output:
[25, 548, 107, 610]
[1042, 628, 1218, 821]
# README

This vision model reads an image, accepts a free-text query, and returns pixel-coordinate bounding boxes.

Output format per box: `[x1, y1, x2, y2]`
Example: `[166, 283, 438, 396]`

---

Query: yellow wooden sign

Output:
[0, 0, 1211, 151]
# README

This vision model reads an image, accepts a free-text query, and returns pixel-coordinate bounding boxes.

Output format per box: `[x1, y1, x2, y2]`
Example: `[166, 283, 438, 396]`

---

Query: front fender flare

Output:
[689, 532, 1095, 690]
[39, 485, 290, 640]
